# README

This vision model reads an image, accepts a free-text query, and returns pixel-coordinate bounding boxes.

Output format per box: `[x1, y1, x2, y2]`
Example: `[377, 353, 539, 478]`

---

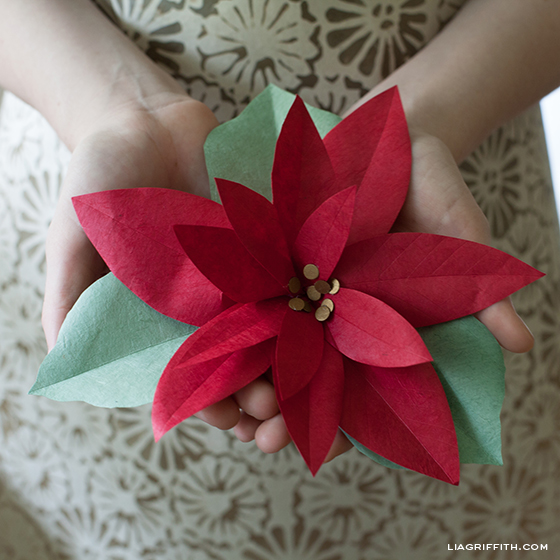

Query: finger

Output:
[233, 412, 262, 443]
[475, 297, 534, 353]
[42, 219, 107, 351]
[194, 397, 241, 430]
[323, 430, 353, 463]
[234, 376, 278, 421]
[255, 413, 292, 454]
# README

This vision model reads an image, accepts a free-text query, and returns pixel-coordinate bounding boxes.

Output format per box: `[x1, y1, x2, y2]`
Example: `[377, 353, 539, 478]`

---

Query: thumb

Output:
[42, 217, 107, 351]
[475, 297, 534, 353]
[400, 134, 534, 353]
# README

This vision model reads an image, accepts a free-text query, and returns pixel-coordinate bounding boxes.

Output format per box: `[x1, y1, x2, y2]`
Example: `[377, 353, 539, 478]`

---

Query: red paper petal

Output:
[73, 188, 230, 326]
[153, 339, 274, 439]
[277, 343, 344, 475]
[272, 96, 339, 248]
[275, 307, 324, 400]
[175, 225, 285, 303]
[217, 178, 294, 286]
[326, 288, 432, 367]
[336, 233, 545, 327]
[341, 359, 460, 484]
[324, 87, 411, 243]
[170, 298, 287, 366]
[293, 186, 357, 280]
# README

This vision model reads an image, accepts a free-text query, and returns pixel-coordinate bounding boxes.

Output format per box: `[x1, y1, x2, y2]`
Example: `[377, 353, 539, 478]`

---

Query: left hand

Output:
[392, 129, 534, 353]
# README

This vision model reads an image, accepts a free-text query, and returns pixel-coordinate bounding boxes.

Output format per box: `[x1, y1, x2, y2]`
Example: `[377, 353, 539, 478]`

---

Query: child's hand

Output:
[41, 95, 347, 459]
[246, 127, 534, 465]
[392, 130, 534, 353]
[205, 121, 538, 465]
[42, 96, 219, 350]
[42, 97, 274, 438]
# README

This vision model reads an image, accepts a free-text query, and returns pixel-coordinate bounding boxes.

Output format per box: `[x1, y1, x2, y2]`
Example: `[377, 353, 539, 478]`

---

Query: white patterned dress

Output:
[1, 1, 559, 559]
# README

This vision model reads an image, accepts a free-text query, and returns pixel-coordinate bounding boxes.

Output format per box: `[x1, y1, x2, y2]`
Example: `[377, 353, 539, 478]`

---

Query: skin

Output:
[1, 0, 559, 462]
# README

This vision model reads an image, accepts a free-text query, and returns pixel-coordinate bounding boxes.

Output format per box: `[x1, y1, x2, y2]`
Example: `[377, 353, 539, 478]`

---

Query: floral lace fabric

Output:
[1, 1, 560, 558]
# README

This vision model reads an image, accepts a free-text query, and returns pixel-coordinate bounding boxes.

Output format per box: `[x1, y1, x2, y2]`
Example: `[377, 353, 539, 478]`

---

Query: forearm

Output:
[0, 0, 188, 150]
[353, 0, 560, 162]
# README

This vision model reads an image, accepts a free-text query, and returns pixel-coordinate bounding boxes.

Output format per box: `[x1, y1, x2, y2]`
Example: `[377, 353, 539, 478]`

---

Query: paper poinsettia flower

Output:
[33, 86, 543, 484]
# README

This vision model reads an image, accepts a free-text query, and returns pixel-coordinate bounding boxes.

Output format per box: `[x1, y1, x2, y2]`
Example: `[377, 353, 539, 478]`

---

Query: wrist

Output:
[60, 69, 190, 150]
[0, 0, 192, 151]
[41, 17, 189, 150]
[348, 66, 478, 164]
[345, 0, 560, 163]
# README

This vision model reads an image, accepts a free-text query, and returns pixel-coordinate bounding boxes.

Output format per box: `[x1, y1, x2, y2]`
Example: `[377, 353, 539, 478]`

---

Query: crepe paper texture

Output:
[32, 85, 543, 484]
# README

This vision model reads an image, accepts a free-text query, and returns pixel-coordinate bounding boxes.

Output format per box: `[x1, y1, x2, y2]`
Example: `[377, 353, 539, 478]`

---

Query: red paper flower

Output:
[73, 88, 542, 483]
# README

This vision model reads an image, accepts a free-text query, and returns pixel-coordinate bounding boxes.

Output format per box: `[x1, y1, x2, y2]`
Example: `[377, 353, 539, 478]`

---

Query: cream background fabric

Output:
[1, 1, 560, 558]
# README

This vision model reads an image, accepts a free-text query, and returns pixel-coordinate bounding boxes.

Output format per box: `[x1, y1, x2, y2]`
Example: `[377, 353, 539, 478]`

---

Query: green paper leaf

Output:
[30, 274, 196, 407]
[345, 435, 406, 470]
[349, 316, 505, 469]
[205, 85, 341, 202]
[420, 316, 505, 465]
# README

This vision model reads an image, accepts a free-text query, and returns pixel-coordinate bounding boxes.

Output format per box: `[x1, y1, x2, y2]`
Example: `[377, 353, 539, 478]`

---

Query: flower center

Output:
[287, 264, 340, 322]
